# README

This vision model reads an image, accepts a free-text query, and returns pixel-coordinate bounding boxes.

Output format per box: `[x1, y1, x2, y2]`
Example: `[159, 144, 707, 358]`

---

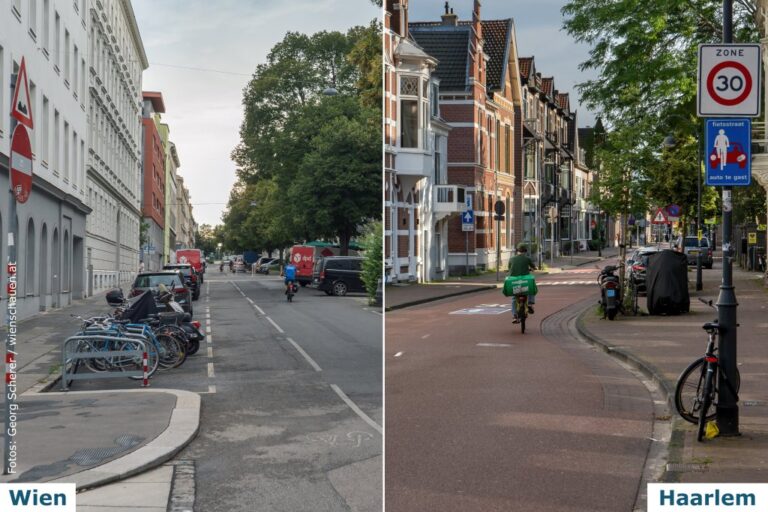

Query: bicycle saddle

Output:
[702, 321, 723, 332]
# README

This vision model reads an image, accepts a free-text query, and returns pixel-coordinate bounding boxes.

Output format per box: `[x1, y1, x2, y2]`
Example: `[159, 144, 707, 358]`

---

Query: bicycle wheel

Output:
[675, 357, 711, 424]
[676, 357, 741, 424]
[697, 366, 715, 442]
[122, 338, 160, 379]
[517, 298, 527, 334]
[156, 334, 185, 369]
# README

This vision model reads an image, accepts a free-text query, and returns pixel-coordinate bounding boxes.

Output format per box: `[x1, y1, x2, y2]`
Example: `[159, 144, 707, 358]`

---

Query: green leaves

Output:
[225, 23, 382, 254]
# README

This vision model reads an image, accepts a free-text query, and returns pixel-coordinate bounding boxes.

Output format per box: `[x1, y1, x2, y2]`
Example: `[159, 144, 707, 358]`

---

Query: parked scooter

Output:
[597, 265, 621, 320]
[156, 284, 204, 355]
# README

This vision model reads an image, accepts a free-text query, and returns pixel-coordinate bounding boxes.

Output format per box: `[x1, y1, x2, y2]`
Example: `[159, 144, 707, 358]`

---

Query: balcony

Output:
[434, 185, 466, 219]
[396, 150, 433, 180]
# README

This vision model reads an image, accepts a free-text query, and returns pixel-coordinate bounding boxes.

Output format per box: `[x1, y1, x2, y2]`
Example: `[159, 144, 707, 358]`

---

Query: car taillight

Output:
[174, 287, 187, 294]
[190, 274, 198, 283]
[191, 321, 201, 329]
[320, 271, 325, 279]
[632, 264, 645, 272]
[131, 289, 142, 297]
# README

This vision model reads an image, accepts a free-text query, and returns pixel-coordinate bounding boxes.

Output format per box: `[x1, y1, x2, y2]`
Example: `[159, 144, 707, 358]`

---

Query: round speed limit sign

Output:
[698, 44, 761, 117]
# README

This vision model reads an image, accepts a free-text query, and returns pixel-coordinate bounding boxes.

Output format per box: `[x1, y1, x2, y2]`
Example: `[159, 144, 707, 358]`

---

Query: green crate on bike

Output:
[502, 274, 538, 297]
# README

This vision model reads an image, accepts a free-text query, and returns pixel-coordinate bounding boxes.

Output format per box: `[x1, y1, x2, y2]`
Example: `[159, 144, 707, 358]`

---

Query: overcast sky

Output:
[132, 0, 380, 227]
[408, 0, 598, 126]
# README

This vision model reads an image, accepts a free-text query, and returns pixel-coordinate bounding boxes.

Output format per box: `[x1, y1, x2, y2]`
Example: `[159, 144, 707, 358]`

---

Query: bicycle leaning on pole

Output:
[674, 298, 741, 442]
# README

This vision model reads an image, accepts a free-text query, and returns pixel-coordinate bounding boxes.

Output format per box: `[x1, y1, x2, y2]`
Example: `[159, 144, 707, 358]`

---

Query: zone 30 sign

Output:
[698, 44, 761, 117]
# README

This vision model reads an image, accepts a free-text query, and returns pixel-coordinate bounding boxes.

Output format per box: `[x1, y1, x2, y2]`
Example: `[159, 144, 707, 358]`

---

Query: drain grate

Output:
[666, 463, 708, 472]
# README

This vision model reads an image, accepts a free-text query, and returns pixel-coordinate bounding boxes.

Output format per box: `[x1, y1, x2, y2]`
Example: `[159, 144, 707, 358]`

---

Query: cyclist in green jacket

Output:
[508, 243, 537, 314]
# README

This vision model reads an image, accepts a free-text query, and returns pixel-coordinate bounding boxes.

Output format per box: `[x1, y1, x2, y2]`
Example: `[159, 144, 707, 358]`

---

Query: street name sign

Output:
[698, 44, 761, 117]
[652, 207, 668, 225]
[10, 125, 33, 203]
[462, 210, 474, 232]
[705, 118, 751, 186]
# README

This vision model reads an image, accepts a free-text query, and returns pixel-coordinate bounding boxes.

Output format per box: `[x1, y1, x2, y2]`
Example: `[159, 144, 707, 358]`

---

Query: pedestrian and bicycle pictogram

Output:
[705, 118, 751, 186]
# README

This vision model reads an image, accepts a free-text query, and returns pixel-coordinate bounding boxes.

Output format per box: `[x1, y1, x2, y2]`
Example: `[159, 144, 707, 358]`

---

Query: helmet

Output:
[516, 243, 528, 253]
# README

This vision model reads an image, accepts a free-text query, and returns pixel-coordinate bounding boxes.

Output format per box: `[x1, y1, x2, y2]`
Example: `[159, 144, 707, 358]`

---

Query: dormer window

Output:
[399, 75, 429, 149]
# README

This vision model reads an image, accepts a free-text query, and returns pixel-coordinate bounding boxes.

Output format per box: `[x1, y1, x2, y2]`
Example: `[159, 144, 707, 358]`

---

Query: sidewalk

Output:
[577, 265, 768, 484]
[385, 247, 619, 310]
[0, 292, 201, 507]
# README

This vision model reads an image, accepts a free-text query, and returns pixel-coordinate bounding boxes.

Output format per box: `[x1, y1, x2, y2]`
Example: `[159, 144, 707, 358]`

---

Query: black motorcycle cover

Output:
[646, 250, 690, 315]
[119, 290, 159, 322]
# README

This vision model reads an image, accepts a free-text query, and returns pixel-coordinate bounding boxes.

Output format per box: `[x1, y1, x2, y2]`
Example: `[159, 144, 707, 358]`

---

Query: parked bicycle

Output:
[674, 299, 741, 442]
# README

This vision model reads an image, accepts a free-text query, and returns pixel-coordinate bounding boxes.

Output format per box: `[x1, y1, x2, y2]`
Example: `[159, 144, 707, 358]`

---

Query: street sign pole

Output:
[696, 125, 704, 291]
[4, 73, 19, 475]
[465, 231, 469, 276]
[716, 0, 739, 436]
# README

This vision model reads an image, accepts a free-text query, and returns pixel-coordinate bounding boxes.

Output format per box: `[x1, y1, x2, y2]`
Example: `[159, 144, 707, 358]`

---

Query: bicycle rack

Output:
[61, 334, 150, 391]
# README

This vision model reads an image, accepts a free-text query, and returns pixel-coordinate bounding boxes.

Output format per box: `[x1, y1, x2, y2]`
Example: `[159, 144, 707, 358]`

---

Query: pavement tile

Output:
[578, 264, 768, 482]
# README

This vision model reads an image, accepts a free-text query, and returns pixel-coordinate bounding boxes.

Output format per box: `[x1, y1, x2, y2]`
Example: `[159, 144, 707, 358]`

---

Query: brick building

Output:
[140, 91, 165, 270]
[410, 1, 523, 273]
[385, 0, 454, 282]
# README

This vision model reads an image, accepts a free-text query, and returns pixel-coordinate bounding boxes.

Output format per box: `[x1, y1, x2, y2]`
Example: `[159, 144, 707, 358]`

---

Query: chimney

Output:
[472, 0, 482, 41]
[441, 2, 458, 26]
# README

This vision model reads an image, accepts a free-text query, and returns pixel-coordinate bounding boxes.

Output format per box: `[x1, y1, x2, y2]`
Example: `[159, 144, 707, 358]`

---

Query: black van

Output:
[312, 256, 366, 296]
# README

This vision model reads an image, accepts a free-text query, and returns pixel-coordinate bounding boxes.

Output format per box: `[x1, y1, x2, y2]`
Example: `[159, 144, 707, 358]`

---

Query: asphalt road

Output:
[177, 272, 382, 512]
[385, 267, 654, 512]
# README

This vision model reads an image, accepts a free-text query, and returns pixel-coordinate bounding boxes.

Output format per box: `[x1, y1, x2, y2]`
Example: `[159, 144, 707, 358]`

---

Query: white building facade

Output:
[85, 0, 147, 294]
[1, 0, 90, 319]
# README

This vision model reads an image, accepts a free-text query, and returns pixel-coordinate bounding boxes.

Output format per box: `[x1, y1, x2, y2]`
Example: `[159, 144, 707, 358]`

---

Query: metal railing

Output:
[61, 333, 149, 390]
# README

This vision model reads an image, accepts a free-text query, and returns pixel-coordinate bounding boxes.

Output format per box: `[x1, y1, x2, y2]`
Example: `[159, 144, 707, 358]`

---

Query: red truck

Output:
[289, 245, 348, 286]
[176, 249, 206, 282]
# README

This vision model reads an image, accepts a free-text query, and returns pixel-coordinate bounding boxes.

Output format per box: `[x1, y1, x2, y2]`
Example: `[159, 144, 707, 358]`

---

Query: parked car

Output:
[626, 247, 662, 296]
[677, 236, 714, 268]
[163, 263, 200, 300]
[130, 271, 193, 315]
[312, 256, 365, 296]
[257, 259, 281, 275]
[232, 259, 247, 273]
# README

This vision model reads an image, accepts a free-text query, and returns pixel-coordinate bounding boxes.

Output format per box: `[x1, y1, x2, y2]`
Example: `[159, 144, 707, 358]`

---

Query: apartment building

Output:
[0, 0, 90, 318]
[85, 0, 148, 293]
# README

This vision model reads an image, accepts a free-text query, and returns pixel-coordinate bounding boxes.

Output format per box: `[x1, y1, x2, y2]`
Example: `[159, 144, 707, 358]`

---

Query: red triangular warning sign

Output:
[652, 207, 668, 224]
[11, 57, 33, 130]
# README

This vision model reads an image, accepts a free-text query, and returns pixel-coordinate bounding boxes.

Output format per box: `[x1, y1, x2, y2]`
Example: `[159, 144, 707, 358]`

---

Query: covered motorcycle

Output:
[646, 250, 690, 315]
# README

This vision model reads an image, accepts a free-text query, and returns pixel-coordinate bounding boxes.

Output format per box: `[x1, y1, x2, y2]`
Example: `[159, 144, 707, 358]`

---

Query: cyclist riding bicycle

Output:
[283, 261, 297, 295]
[508, 243, 537, 318]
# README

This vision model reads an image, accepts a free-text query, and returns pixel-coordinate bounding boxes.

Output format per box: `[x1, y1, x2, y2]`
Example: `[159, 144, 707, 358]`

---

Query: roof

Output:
[143, 91, 165, 113]
[409, 24, 471, 91]
[479, 19, 513, 91]
[541, 77, 554, 98]
[518, 57, 533, 81]
[557, 93, 570, 111]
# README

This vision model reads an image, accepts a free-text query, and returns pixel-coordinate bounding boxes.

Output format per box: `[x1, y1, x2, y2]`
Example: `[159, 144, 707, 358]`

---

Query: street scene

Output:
[386, 0, 768, 510]
[1, 0, 381, 510]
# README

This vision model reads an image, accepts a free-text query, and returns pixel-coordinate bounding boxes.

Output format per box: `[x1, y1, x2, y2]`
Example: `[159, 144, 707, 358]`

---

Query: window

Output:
[64, 29, 70, 85]
[72, 130, 78, 186]
[54, 12, 60, 69]
[53, 110, 59, 173]
[42, 96, 49, 163]
[430, 82, 439, 117]
[506, 126, 511, 174]
[495, 119, 500, 172]
[42, 0, 49, 53]
[63, 121, 69, 180]
[400, 99, 418, 148]
[73, 45, 79, 96]
[13, 0, 21, 16]
[80, 58, 85, 100]
[0, 46, 3, 126]
[434, 137, 442, 185]
[29, 0, 37, 38]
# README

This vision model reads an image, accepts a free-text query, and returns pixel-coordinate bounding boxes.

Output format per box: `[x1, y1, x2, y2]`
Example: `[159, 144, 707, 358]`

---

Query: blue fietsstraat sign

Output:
[705, 118, 751, 186]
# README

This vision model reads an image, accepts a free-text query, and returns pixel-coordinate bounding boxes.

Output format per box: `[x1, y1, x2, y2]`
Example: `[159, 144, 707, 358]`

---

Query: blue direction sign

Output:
[462, 209, 474, 232]
[705, 118, 751, 186]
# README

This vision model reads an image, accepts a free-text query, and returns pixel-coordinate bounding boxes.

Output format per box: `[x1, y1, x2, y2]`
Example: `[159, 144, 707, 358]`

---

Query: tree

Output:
[227, 24, 381, 255]
[561, 0, 757, 124]
[361, 221, 382, 304]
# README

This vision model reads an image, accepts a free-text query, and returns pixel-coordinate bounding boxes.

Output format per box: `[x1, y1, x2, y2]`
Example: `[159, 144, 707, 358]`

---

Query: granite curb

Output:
[43, 388, 201, 492]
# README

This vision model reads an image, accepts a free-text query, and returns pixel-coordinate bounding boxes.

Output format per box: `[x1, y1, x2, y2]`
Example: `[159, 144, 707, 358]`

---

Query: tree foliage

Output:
[225, 23, 382, 254]
[361, 221, 383, 304]
[564, 0, 760, 233]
